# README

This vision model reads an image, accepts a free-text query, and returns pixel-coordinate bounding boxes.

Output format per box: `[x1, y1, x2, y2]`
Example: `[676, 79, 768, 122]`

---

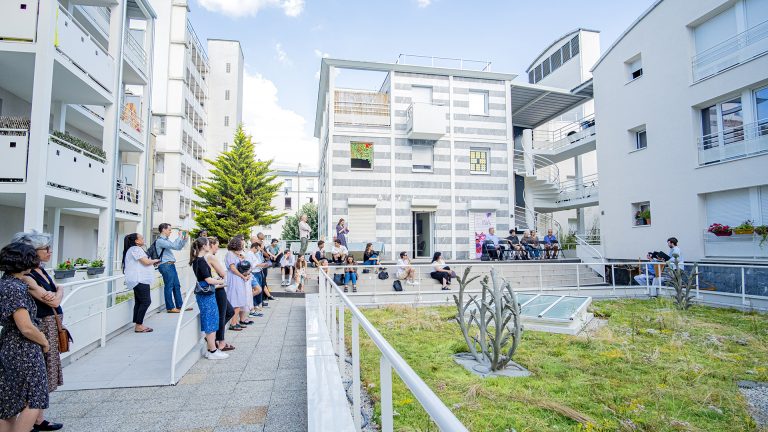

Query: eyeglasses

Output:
[36, 246, 51, 252]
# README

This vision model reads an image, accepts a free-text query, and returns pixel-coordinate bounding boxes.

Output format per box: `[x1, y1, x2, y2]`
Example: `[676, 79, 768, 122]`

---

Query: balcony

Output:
[692, 19, 768, 82]
[532, 114, 596, 163]
[406, 103, 448, 140]
[74, 5, 110, 39]
[55, 6, 114, 91]
[697, 119, 768, 165]
[703, 231, 768, 259]
[123, 31, 148, 84]
[119, 102, 144, 149]
[0, 123, 30, 182]
[0, 1, 38, 42]
[116, 180, 141, 216]
[334, 89, 390, 127]
[47, 134, 109, 200]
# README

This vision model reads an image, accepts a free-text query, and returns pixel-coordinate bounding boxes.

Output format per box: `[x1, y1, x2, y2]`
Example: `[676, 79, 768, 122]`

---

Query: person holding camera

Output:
[156, 223, 189, 313]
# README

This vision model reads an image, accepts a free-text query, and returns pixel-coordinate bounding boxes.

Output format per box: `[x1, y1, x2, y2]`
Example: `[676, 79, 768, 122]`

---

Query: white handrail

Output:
[60, 275, 124, 306]
[513, 205, 563, 234]
[574, 234, 604, 263]
[318, 269, 469, 432]
[169, 284, 198, 384]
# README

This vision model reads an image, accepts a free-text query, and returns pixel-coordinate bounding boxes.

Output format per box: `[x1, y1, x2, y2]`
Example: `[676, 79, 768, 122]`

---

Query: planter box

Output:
[713, 232, 733, 237]
[54, 269, 76, 279]
[733, 229, 755, 235]
[86, 267, 105, 276]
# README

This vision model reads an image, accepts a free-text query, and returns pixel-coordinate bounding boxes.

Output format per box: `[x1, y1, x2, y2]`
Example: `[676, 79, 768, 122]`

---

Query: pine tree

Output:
[193, 125, 283, 241]
[281, 202, 318, 240]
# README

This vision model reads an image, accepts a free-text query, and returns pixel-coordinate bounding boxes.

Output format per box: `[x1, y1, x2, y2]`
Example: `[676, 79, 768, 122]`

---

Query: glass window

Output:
[561, 43, 572, 62]
[528, 70, 534, 84]
[701, 105, 719, 138]
[223, 141, 228, 152]
[570, 36, 579, 56]
[542, 58, 551, 77]
[468, 91, 489, 116]
[412, 145, 433, 172]
[226, 63, 231, 73]
[628, 57, 643, 80]
[284, 179, 293, 192]
[224, 116, 230, 127]
[721, 97, 744, 144]
[350, 142, 373, 169]
[152, 115, 166, 135]
[550, 50, 562, 71]
[284, 197, 292, 210]
[636, 130, 647, 150]
[225, 90, 230, 101]
[470, 148, 489, 174]
[756, 87, 768, 120]
[694, 6, 737, 54]
[154, 154, 164, 173]
[534, 64, 542, 82]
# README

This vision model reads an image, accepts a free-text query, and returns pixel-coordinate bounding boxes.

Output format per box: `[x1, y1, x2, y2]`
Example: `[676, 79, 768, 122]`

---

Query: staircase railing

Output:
[512, 149, 560, 188]
[513, 205, 563, 234]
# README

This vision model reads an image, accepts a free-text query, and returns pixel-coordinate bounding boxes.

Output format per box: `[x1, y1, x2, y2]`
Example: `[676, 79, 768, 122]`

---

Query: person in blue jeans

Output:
[343, 256, 358, 293]
[155, 223, 189, 313]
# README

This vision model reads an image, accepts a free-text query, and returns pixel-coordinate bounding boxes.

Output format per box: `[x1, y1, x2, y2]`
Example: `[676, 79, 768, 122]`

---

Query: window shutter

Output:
[348, 206, 377, 243]
[570, 36, 579, 56]
[412, 145, 433, 170]
[706, 188, 751, 226]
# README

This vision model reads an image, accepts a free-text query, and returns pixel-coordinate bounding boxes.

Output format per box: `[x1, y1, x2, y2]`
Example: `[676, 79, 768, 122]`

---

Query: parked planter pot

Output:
[713, 231, 733, 237]
[86, 266, 105, 276]
[733, 228, 755, 235]
[645, 218, 651, 225]
[53, 269, 76, 279]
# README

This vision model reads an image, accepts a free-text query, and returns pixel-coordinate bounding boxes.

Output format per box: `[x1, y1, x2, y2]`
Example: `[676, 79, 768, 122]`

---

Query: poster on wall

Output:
[473, 211, 496, 259]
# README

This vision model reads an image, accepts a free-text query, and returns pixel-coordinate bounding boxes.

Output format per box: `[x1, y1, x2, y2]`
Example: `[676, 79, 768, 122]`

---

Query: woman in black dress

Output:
[0, 242, 50, 432]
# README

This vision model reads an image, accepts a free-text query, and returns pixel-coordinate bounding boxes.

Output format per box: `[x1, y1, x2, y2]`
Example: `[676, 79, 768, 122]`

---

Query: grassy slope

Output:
[352, 299, 768, 432]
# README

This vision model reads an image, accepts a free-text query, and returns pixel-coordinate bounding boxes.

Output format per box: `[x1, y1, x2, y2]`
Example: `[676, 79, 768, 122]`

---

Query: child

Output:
[343, 256, 358, 293]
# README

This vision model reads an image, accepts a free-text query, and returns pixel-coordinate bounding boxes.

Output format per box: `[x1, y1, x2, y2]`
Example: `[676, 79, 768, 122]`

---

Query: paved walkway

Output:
[47, 297, 308, 432]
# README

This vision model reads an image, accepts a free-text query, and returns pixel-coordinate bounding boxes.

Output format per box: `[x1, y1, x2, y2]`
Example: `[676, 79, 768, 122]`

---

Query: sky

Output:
[190, 0, 657, 168]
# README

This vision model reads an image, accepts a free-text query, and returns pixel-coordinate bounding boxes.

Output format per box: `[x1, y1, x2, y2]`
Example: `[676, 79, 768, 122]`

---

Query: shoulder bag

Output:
[52, 309, 72, 353]
[194, 280, 215, 295]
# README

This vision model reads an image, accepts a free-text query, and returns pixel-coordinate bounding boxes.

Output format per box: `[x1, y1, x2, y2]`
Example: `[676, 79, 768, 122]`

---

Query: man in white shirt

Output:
[299, 214, 311, 257]
[331, 239, 348, 264]
[280, 250, 296, 286]
[396, 251, 418, 285]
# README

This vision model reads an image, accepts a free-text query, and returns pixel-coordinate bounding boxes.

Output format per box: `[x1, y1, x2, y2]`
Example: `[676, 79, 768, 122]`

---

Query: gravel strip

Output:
[738, 381, 768, 428]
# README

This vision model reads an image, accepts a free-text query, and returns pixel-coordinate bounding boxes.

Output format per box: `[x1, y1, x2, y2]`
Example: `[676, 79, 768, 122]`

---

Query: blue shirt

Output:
[544, 235, 557, 245]
[644, 263, 656, 277]
[156, 235, 188, 264]
[486, 234, 499, 246]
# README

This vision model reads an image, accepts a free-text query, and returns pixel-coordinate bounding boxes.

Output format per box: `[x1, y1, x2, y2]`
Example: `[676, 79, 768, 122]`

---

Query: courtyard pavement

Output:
[47, 297, 308, 432]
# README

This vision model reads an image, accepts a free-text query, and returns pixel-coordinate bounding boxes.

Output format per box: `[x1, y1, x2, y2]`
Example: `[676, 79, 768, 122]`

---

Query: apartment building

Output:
[315, 57, 593, 260]
[150, 0, 208, 231]
[592, 0, 768, 262]
[206, 39, 244, 161]
[0, 0, 156, 268]
[252, 164, 320, 241]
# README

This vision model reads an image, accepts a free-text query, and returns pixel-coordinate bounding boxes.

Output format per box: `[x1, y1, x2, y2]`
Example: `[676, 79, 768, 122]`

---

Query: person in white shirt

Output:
[666, 237, 684, 270]
[396, 251, 418, 285]
[280, 250, 296, 286]
[121, 233, 160, 333]
[298, 214, 311, 257]
[331, 239, 348, 264]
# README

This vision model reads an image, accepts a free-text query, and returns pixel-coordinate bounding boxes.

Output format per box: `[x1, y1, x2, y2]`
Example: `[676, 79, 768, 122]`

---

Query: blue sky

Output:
[191, 0, 656, 167]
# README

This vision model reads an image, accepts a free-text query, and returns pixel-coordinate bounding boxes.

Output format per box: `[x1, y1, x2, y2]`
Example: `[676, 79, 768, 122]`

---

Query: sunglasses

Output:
[36, 246, 52, 252]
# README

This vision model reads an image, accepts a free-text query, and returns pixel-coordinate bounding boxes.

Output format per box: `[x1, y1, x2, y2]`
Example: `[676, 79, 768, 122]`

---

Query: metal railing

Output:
[556, 173, 599, 204]
[124, 31, 147, 75]
[396, 54, 492, 72]
[169, 263, 199, 384]
[185, 20, 209, 75]
[116, 180, 140, 204]
[692, 19, 768, 82]
[334, 89, 391, 127]
[513, 205, 563, 235]
[318, 268, 469, 432]
[697, 119, 768, 165]
[120, 102, 143, 134]
[76, 5, 110, 36]
[56, 5, 113, 64]
[532, 114, 596, 149]
[512, 149, 560, 188]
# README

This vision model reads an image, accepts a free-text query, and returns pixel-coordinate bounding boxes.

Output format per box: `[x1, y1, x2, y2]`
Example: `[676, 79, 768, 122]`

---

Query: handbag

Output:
[392, 280, 403, 292]
[194, 280, 215, 295]
[378, 270, 389, 280]
[333, 273, 345, 285]
[52, 309, 72, 353]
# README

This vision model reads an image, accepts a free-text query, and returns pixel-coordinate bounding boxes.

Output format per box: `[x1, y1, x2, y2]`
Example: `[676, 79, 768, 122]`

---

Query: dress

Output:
[336, 224, 349, 247]
[0, 274, 49, 419]
[225, 252, 250, 310]
[29, 267, 64, 392]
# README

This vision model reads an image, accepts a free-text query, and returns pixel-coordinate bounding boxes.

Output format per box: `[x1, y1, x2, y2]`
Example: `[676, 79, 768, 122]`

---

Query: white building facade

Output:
[206, 39, 244, 161]
[150, 0, 208, 232]
[315, 58, 593, 260]
[592, 0, 768, 262]
[0, 0, 156, 268]
[253, 165, 319, 241]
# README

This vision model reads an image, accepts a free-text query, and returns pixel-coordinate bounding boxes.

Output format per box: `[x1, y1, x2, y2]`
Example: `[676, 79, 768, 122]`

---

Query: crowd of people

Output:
[484, 227, 561, 261]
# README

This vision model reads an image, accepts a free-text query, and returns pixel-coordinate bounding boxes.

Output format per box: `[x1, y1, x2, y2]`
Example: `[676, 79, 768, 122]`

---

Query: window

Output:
[224, 116, 230, 127]
[694, 7, 737, 54]
[470, 148, 489, 174]
[632, 201, 651, 226]
[412, 86, 433, 104]
[756, 86, 768, 121]
[154, 154, 164, 173]
[153, 191, 163, 212]
[309, 197, 314, 203]
[542, 58, 551, 77]
[534, 64, 542, 82]
[284, 178, 293, 192]
[528, 70, 534, 84]
[550, 50, 562, 71]
[570, 36, 579, 56]
[350, 141, 373, 169]
[223, 142, 228, 152]
[225, 90, 230, 101]
[284, 197, 292, 210]
[635, 130, 647, 150]
[701, 97, 745, 145]
[152, 115, 166, 135]
[468, 90, 489, 116]
[412, 145, 433, 172]
[627, 56, 643, 81]
[226, 62, 231, 73]
[561, 42, 572, 62]
[305, 179, 314, 192]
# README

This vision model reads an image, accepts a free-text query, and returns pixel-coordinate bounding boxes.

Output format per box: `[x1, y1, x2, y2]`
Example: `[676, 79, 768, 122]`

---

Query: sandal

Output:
[134, 327, 153, 333]
[221, 344, 236, 351]
[239, 320, 254, 325]
[228, 324, 243, 331]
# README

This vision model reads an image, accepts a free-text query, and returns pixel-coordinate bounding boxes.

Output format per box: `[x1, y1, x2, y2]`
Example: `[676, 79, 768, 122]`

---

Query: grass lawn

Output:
[352, 299, 768, 431]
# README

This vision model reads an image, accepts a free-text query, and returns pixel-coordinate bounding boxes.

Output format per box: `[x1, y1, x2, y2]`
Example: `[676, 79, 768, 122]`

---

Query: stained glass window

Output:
[470, 148, 489, 174]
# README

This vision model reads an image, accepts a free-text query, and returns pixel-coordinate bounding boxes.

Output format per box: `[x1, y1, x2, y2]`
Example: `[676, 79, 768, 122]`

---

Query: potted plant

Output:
[733, 220, 755, 235]
[707, 223, 732, 237]
[87, 259, 105, 276]
[634, 211, 645, 226]
[54, 260, 75, 279]
[755, 225, 768, 247]
[74, 257, 90, 270]
[640, 209, 651, 225]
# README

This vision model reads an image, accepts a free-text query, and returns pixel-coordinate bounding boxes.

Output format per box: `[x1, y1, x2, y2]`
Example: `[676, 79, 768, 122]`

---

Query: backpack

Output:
[146, 240, 166, 261]
[378, 271, 389, 280]
[333, 273, 344, 286]
[392, 280, 403, 292]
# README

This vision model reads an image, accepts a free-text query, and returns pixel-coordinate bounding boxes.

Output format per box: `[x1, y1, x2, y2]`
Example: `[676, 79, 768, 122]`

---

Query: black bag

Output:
[362, 269, 371, 274]
[378, 271, 389, 280]
[392, 280, 403, 291]
[146, 240, 165, 261]
[333, 273, 344, 285]
[194, 281, 215, 295]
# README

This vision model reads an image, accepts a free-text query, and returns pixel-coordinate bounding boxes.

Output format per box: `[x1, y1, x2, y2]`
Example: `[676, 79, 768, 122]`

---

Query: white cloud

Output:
[275, 43, 291, 66]
[241, 71, 319, 167]
[198, 0, 305, 17]
[416, 0, 432, 7]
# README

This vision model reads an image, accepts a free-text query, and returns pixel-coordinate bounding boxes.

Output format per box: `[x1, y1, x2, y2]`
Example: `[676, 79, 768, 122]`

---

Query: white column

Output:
[575, 155, 584, 234]
[448, 75, 457, 259]
[51, 102, 66, 132]
[521, 129, 535, 230]
[504, 79, 515, 234]
[23, 3, 57, 231]
[327, 69, 335, 244]
[51, 208, 61, 266]
[389, 73, 396, 261]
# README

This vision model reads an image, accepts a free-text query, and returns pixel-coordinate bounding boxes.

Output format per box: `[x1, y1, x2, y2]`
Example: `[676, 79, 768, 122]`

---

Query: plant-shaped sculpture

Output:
[665, 254, 698, 310]
[453, 266, 522, 371]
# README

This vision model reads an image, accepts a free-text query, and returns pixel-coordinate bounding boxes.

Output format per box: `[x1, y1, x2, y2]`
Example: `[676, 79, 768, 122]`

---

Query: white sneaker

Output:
[406, 280, 414, 285]
[412, 280, 420, 285]
[205, 349, 229, 360]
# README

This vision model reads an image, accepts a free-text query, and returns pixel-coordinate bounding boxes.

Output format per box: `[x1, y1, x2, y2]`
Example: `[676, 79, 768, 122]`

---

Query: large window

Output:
[470, 148, 489, 174]
[350, 142, 373, 169]
[284, 197, 292, 210]
[468, 90, 489, 116]
[226, 62, 231, 73]
[701, 97, 744, 144]
[224, 116, 230, 127]
[412, 145, 433, 172]
[284, 178, 293, 192]
[152, 115, 166, 135]
[529, 35, 578, 83]
[225, 90, 230, 101]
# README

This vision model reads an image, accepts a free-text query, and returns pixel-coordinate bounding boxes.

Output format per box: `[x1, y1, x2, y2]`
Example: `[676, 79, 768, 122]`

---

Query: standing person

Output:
[0, 242, 50, 432]
[206, 237, 236, 351]
[343, 256, 358, 293]
[298, 214, 311, 258]
[336, 218, 349, 248]
[430, 252, 452, 290]
[189, 237, 228, 360]
[666, 237, 684, 270]
[225, 237, 252, 331]
[396, 251, 418, 285]
[543, 229, 559, 259]
[11, 231, 64, 431]
[245, 242, 270, 316]
[121, 233, 160, 333]
[156, 223, 189, 313]
[331, 239, 348, 264]
[294, 256, 308, 293]
[311, 240, 326, 267]
[280, 250, 296, 286]
[252, 234, 273, 296]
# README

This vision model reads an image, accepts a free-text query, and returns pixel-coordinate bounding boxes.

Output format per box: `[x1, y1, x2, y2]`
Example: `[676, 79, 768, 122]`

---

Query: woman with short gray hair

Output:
[12, 230, 65, 431]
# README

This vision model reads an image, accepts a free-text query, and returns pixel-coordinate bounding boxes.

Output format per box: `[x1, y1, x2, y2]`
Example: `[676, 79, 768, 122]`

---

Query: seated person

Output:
[543, 229, 559, 259]
[311, 240, 326, 267]
[430, 252, 452, 290]
[505, 230, 526, 259]
[634, 253, 659, 286]
[265, 239, 282, 267]
[396, 251, 417, 285]
[484, 227, 505, 260]
[521, 230, 539, 259]
[363, 242, 380, 266]
[331, 239, 348, 264]
[529, 230, 543, 259]
[343, 256, 358, 293]
[280, 249, 295, 286]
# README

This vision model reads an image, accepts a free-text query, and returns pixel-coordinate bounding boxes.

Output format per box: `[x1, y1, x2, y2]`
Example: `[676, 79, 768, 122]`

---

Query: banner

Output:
[473, 211, 496, 259]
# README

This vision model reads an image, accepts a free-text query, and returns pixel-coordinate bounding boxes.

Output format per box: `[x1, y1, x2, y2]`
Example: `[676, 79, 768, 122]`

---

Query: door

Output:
[412, 212, 434, 258]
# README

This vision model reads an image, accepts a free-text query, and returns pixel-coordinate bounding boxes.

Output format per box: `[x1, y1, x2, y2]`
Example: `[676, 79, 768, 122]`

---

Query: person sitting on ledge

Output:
[543, 229, 559, 259]
[505, 230, 526, 260]
[430, 252, 452, 290]
[331, 239, 348, 265]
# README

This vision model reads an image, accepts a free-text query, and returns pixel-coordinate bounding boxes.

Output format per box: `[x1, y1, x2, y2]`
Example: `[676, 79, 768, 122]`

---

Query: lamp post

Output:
[297, 162, 302, 212]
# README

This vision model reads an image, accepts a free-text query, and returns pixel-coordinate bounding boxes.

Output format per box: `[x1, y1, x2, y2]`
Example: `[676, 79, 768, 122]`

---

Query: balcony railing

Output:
[532, 114, 596, 151]
[47, 134, 109, 199]
[76, 5, 110, 37]
[120, 102, 144, 144]
[556, 173, 599, 204]
[124, 31, 147, 77]
[406, 102, 448, 139]
[692, 19, 768, 82]
[697, 119, 768, 165]
[0, 0, 38, 42]
[55, 5, 114, 91]
[0, 126, 30, 182]
[703, 231, 768, 259]
[334, 90, 390, 127]
[116, 180, 140, 204]
[396, 54, 492, 72]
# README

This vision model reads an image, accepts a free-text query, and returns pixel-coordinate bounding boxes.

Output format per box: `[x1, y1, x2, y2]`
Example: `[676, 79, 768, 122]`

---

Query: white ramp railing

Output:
[318, 269, 469, 432]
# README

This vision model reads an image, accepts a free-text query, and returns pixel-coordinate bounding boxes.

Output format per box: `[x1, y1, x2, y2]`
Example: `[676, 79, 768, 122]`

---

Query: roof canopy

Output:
[510, 79, 592, 128]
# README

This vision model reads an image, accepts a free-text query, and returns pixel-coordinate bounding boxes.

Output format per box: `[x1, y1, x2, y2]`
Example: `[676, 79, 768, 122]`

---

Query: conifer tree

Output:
[193, 125, 282, 241]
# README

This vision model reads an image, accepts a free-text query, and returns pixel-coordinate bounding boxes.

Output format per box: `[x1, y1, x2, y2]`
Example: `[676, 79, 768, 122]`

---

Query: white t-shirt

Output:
[396, 258, 410, 277]
[245, 250, 264, 273]
[668, 246, 684, 270]
[124, 246, 156, 289]
[281, 254, 296, 267]
[332, 245, 348, 256]
[299, 221, 311, 239]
